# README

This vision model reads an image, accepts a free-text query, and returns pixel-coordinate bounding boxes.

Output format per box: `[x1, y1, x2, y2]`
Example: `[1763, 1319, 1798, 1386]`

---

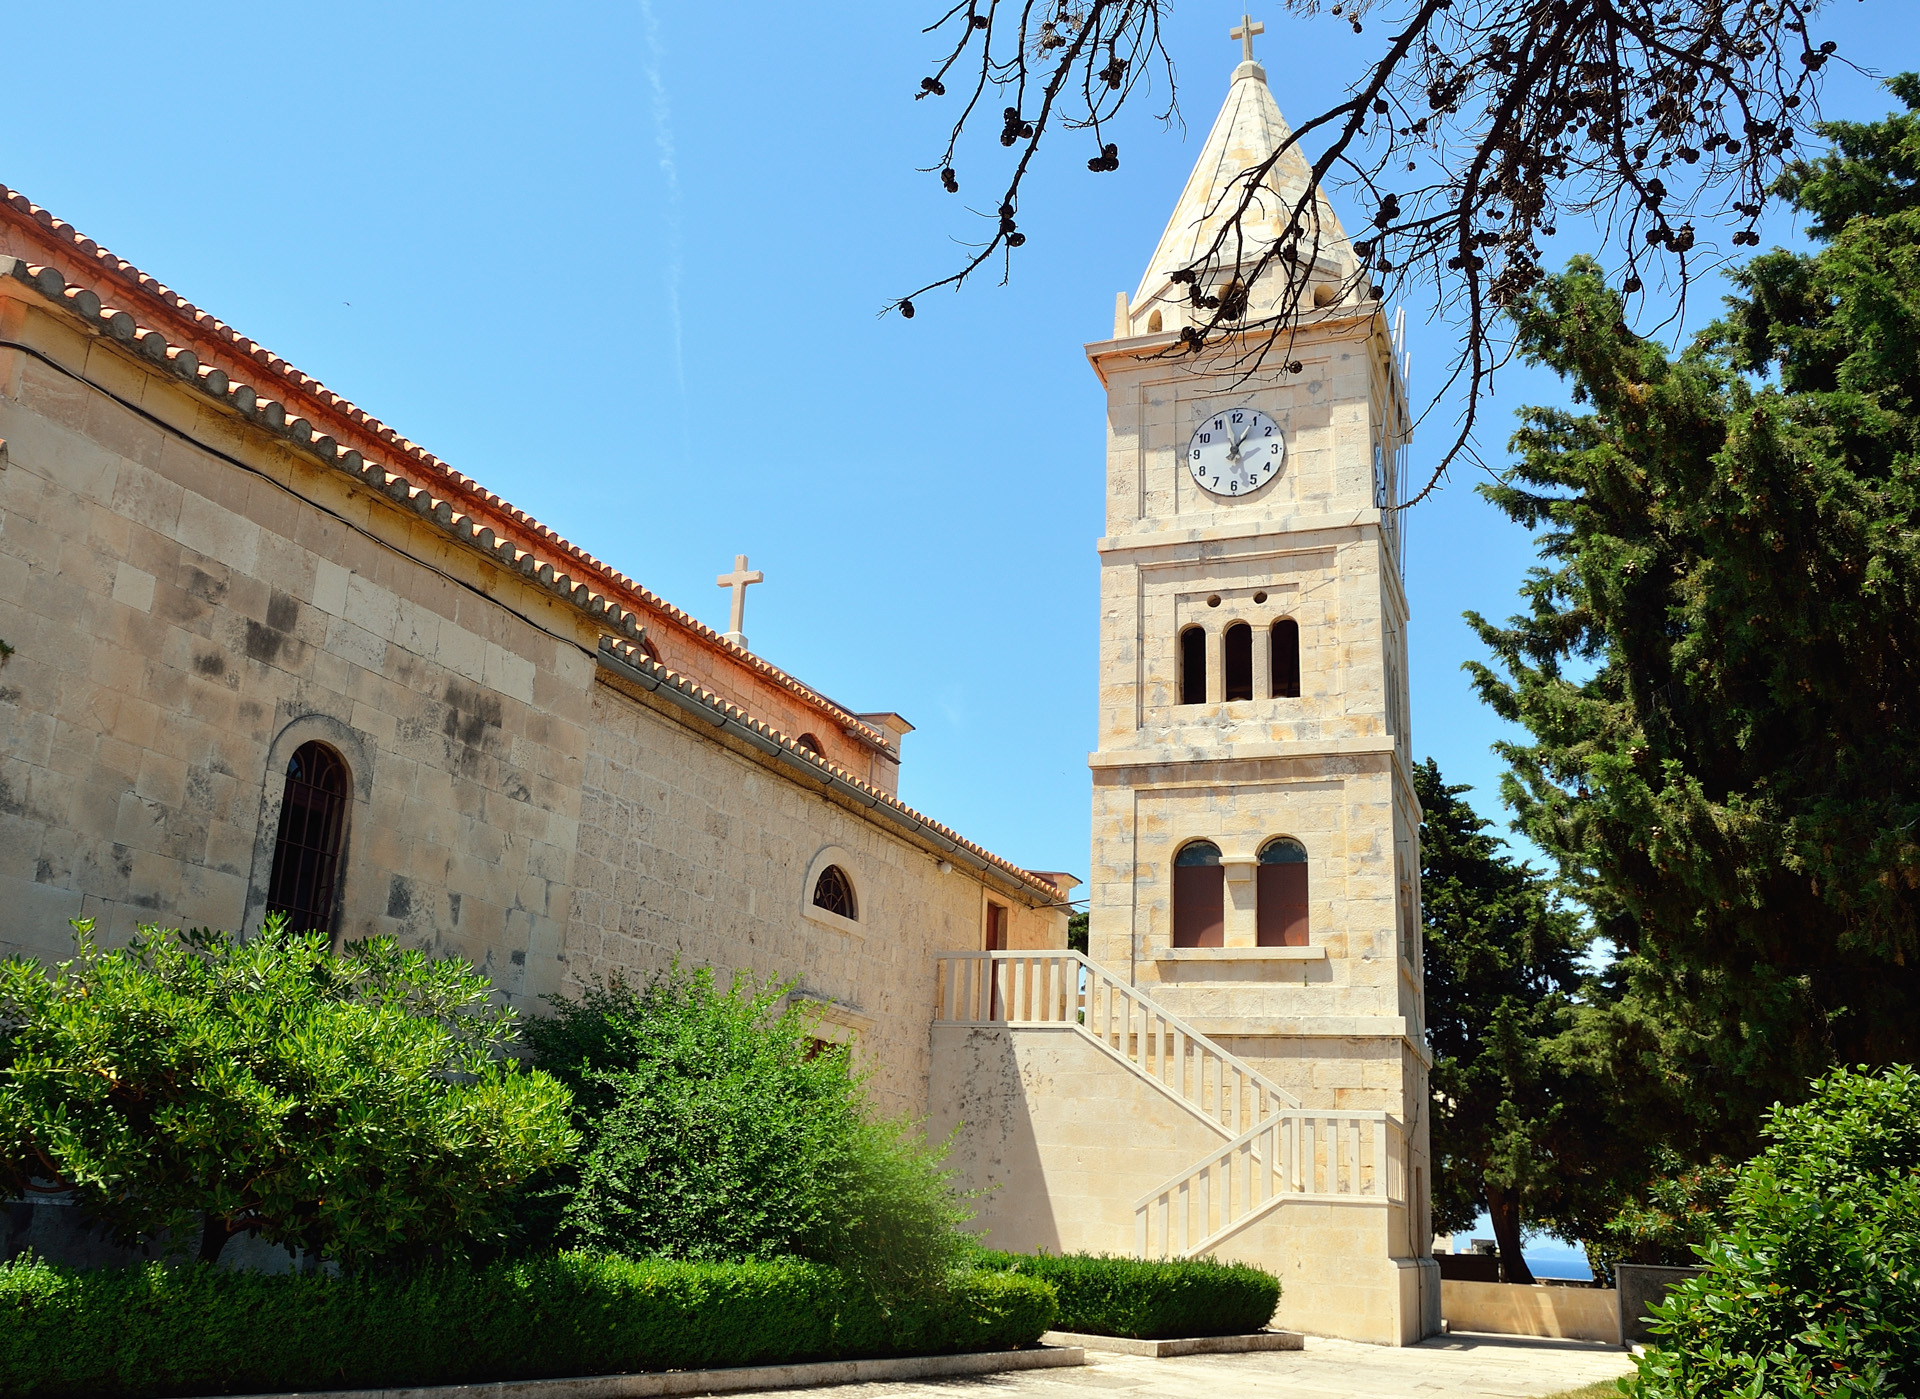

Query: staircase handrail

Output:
[933, 950, 1301, 1116]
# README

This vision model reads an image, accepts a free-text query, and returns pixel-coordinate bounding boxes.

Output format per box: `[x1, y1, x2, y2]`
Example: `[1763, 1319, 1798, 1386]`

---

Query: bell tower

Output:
[1084, 33, 1437, 1341]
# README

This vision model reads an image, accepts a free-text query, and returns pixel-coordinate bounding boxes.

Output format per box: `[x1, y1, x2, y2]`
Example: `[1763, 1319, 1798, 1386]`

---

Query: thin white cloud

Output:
[638, 0, 687, 442]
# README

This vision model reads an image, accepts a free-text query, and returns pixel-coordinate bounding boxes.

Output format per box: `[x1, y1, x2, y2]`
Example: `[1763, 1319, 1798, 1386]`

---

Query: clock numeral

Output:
[1192, 449, 1202, 460]
[1271, 443, 1280, 454]
[1210, 477, 1219, 487]
[1263, 426, 1274, 437]
[1198, 432, 1210, 444]
[1230, 480, 1241, 493]
[1230, 411, 1244, 423]
[1212, 418, 1225, 431]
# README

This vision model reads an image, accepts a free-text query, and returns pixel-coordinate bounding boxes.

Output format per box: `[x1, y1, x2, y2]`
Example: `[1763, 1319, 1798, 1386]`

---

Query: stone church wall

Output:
[566, 683, 1065, 1118]
[0, 285, 1065, 1120]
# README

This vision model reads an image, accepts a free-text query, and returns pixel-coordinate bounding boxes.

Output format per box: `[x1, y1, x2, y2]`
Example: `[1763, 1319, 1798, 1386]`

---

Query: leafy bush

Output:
[0, 1253, 1057, 1397]
[974, 1251, 1280, 1338]
[525, 967, 969, 1294]
[1631, 1065, 1920, 1399]
[0, 918, 576, 1268]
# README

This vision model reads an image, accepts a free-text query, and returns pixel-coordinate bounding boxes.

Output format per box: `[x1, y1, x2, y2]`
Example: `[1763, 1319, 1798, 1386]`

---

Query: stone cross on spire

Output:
[1230, 13, 1264, 63]
[715, 553, 763, 649]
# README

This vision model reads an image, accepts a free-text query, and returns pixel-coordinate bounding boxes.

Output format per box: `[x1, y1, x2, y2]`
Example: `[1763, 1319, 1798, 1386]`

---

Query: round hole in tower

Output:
[1312, 283, 1338, 308]
[1254, 591, 1268, 604]
[1207, 594, 1222, 608]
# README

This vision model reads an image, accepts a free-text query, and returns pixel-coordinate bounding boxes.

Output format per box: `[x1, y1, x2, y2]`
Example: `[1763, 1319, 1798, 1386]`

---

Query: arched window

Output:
[1147, 309, 1164, 333]
[266, 742, 349, 935]
[1224, 622, 1253, 701]
[1179, 626, 1207, 705]
[796, 732, 823, 756]
[1271, 618, 1301, 698]
[1172, 840, 1224, 948]
[1256, 837, 1309, 947]
[813, 864, 857, 920]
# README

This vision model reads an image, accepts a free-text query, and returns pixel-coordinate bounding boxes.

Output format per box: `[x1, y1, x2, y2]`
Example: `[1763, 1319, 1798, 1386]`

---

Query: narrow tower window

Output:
[1179, 626, 1207, 705]
[266, 742, 349, 935]
[1224, 622, 1253, 701]
[1271, 618, 1301, 698]
[813, 865, 857, 920]
[1256, 837, 1309, 947]
[1172, 840, 1224, 948]
[985, 901, 1008, 951]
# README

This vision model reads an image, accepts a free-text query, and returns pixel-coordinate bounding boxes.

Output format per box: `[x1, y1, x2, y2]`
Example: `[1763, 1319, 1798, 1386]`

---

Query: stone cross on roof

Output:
[1230, 13, 1264, 63]
[715, 553, 764, 649]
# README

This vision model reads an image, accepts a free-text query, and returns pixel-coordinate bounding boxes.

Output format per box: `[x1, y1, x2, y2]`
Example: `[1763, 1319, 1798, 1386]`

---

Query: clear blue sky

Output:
[2, 2, 1912, 885]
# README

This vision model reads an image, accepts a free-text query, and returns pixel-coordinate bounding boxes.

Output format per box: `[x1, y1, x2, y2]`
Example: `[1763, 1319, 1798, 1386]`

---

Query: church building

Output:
[0, 25, 1433, 1346]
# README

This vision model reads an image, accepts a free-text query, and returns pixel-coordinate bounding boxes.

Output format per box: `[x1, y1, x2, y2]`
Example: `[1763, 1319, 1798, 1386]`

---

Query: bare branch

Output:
[899, 0, 1845, 497]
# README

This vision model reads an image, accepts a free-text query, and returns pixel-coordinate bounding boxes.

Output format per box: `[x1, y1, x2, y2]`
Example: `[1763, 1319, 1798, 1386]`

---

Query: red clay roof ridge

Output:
[0, 184, 891, 757]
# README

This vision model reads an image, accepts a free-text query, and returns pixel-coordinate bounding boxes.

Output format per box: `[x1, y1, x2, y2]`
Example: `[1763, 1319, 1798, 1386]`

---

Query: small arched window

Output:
[1172, 840, 1224, 948]
[1256, 837, 1309, 947]
[1271, 619, 1301, 698]
[1224, 622, 1253, 701]
[813, 864, 857, 920]
[1179, 626, 1207, 705]
[266, 742, 349, 935]
[796, 732, 823, 756]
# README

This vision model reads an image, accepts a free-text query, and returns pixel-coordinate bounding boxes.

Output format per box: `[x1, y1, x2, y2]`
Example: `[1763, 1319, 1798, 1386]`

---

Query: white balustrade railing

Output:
[933, 950, 1298, 1135]
[1136, 1109, 1406, 1260]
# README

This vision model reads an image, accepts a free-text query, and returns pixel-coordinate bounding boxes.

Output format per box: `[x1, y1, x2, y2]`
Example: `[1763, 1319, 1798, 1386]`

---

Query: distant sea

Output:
[1457, 1212, 1594, 1281]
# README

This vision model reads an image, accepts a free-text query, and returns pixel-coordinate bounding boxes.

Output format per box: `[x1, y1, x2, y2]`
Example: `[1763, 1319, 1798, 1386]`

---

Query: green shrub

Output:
[525, 967, 970, 1295]
[0, 919, 576, 1268]
[0, 1254, 1057, 1397]
[1630, 1065, 1920, 1399]
[974, 1251, 1280, 1338]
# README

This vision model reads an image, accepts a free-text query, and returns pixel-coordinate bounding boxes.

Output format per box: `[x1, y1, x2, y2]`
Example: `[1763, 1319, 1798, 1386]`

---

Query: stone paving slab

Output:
[736, 1331, 1635, 1399]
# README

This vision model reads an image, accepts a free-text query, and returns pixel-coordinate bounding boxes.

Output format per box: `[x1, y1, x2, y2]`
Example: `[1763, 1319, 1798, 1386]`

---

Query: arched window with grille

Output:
[1172, 839, 1224, 948]
[813, 864, 857, 920]
[1224, 622, 1253, 701]
[266, 742, 350, 934]
[1179, 626, 1207, 705]
[1256, 836, 1309, 947]
[1271, 618, 1301, 698]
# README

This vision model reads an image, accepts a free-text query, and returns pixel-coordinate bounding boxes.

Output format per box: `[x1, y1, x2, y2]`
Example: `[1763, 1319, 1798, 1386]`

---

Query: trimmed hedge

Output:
[0, 1253, 1057, 1398]
[976, 1251, 1280, 1339]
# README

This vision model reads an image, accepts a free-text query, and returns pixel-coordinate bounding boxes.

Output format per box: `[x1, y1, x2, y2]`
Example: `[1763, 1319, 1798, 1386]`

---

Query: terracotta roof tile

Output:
[0, 183, 891, 754]
[0, 184, 1066, 905]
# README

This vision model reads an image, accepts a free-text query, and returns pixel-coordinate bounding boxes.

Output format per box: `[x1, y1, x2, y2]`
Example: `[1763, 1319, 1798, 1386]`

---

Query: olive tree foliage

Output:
[895, 0, 1848, 497]
[0, 917, 577, 1269]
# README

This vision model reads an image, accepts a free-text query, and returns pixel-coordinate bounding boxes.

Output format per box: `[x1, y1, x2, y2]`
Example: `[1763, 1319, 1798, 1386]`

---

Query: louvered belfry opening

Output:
[1172, 840, 1225, 948]
[266, 742, 349, 935]
[1256, 837, 1310, 947]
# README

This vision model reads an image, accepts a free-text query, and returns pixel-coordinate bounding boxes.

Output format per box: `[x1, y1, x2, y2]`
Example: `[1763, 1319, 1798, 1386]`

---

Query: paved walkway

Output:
[743, 1333, 1635, 1399]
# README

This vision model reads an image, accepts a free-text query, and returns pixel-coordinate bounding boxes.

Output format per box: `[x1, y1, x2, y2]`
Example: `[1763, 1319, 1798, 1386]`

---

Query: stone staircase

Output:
[933, 950, 1404, 1260]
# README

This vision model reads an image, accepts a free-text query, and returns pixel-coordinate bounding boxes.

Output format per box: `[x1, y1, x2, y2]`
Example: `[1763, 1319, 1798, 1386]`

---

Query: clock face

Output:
[1188, 408, 1285, 497]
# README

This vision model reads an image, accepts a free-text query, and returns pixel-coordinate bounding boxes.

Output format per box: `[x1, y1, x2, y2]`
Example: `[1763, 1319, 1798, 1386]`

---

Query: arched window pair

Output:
[266, 741, 350, 934]
[1171, 838, 1309, 948]
[1178, 620, 1301, 705]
